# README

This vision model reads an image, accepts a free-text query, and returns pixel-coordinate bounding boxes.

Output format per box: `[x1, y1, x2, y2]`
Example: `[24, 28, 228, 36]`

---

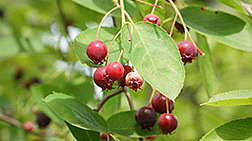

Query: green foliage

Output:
[215, 0, 247, 14]
[201, 90, 252, 106]
[121, 22, 185, 100]
[180, 6, 252, 51]
[200, 117, 252, 141]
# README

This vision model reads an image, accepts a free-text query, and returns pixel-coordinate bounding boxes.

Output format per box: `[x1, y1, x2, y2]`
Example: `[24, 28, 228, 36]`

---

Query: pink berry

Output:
[125, 72, 143, 91]
[151, 92, 174, 114]
[86, 41, 107, 64]
[23, 121, 34, 132]
[105, 61, 124, 81]
[177, 41, 197, 64]
[94, 67, 113, 90]
[143, 14, 161, 26]
[118, 65, 132, 87]
[158, 113, 178, 134]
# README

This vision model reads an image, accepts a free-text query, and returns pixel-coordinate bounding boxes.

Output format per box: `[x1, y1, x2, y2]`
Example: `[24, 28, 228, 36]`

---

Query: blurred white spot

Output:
[101, 16, 114, 27]
[59, 37, 69, 53]
[54, 60, 68, 72]
[86, 22, 98, 29]
[67, 26, 82, 41]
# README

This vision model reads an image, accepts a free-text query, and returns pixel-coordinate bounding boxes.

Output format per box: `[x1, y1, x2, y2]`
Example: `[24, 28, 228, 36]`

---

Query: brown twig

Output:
[123, 87, 134, 110]
[94, 88, 124, 112]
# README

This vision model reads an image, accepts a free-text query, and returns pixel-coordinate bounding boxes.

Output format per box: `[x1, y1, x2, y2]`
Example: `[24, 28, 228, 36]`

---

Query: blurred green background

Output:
[0, 0, 251, 141]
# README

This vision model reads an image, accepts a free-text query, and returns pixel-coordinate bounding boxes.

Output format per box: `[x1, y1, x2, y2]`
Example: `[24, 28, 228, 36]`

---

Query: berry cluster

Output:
[135, 92, 178, 134]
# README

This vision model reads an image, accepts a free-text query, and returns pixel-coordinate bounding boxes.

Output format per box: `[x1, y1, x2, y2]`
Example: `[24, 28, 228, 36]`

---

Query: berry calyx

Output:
[118, 65, 132, 87]
[23, 121, 34, 132]
[101, 133, 113, 141]
[135, 106, 157, 129]
[94, 67, 113, 90]
[151, 92, 174, 114]
[143, 14, 161, 26]
[177, 41, 197, 64]
[125, 72, 143, 91]
[86, 41, 107, 64]
[36, 112, 51, 129]
[158, 113, 178, 134]
[105, 61, 124, 81]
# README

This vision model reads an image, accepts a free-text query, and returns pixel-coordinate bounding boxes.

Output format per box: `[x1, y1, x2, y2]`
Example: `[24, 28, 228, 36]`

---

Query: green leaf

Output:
[107, 111, 161, 137]
[180, 6, 252, 51]
[215, 0, 247, 14]
[74, 27, 126, 67]
[31, 84, 63, 123]
[200, 117, 252, 141]
[196, 33, 216, 97]
[201, 90, 252, 106]
[66, 122, 100, 141]
[121, 22, 185, 100]
[72, 0, 139, 18]
[44, 93, 108, 132]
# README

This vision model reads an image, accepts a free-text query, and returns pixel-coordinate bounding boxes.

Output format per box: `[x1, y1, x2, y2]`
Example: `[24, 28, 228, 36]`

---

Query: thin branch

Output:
[123, 87, 134, 110]
[0, 115, 22, 128]
[120, 0, 125, 27]
[151, 0, 159, 14]
[169, 14, 178, 37]
[94, 88, 124, 112]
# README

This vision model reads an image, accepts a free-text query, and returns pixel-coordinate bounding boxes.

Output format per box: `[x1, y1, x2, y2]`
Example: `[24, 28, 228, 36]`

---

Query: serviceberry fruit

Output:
[94, 67, 113, 90]
[118, 65, 132, 87]
[101, 133, 113, 141]
[23, 121, 34, 132]
[125, 72, 143, 91]
[36, 112, 51, 129]
[135, 106, 157, 129]
[86, 41, 107, 64]
[143, 14, 161, 26]
[151, 92, 174, 113]
[177, 41, 197, 64]
[105, 61, 124, 81]
[158, 113, 178, 134]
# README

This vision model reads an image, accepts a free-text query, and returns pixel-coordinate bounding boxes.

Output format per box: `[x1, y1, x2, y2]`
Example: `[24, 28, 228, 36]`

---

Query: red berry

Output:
[177, 41, 197, 64]
[23, 121, 34, 132]
[151, 92, 174, 114]
[105, 61, 124, 81]
[143, 14, 161, 26]
[158, 113, 178, 134]
[125, 72, 143, 91]
[118, 65, 132, 87]
[94, 67, 113, 90]
[86, 41, 107, 64]
[101, 133, 113, 140]
[145, 136, 157, 140]
[135, 106, 157, 129]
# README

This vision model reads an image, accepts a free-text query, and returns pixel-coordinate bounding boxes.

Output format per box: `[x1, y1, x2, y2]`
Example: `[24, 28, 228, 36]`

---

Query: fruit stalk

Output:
[124, 87, 134, 110]
[166, 98, 170, 114]
[151, 0, 159, 14]
[120, 0, 125, 27]
[96, 6, 121, 41]
[94, 87, 124, 112]
[169, 14, 178, 37]
[136, 0, 162, 9]
[106, 30, 122, 66]
[148, 86, 156, 106]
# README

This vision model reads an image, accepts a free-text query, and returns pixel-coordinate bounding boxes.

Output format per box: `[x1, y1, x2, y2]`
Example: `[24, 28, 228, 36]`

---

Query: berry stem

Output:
[148, 85, 156, 107]
[169, 14, 178, 37]
[120, 0, 126, 27]
[125, 22, 134, 41]
[106, 29, 122, 66]
[151, 0, 159, 14]
[94, 88, 124, 112]
[117, 49, 124, 62]
[135, 0, 163, 9]
[167, 0, 205, 56]
[124, 87, 134, 110]
[166, 98, 170, 114]
[124, 11, 135, 25]
[96, 6, 121, 41]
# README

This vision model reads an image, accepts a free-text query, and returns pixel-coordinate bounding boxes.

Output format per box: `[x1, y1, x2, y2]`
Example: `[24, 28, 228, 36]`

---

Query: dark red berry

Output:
[36, 112, 51, 129]
[158, 113, 178, 134]
[86, 41, 107, 64]
[135, 106, 157, 129]
[118, 65, 132, 87]
[145, 136, 157, 140]
[143, 14, 161, 26]
[125, 72, 143, 91]
[151, 92, 174, 114]
[105, 61, 124, 81]
[101, 133, 113, 141]
[94, 67, 113, 90]
[177, 41, 197, 64]
[23, 121, 34, 132]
